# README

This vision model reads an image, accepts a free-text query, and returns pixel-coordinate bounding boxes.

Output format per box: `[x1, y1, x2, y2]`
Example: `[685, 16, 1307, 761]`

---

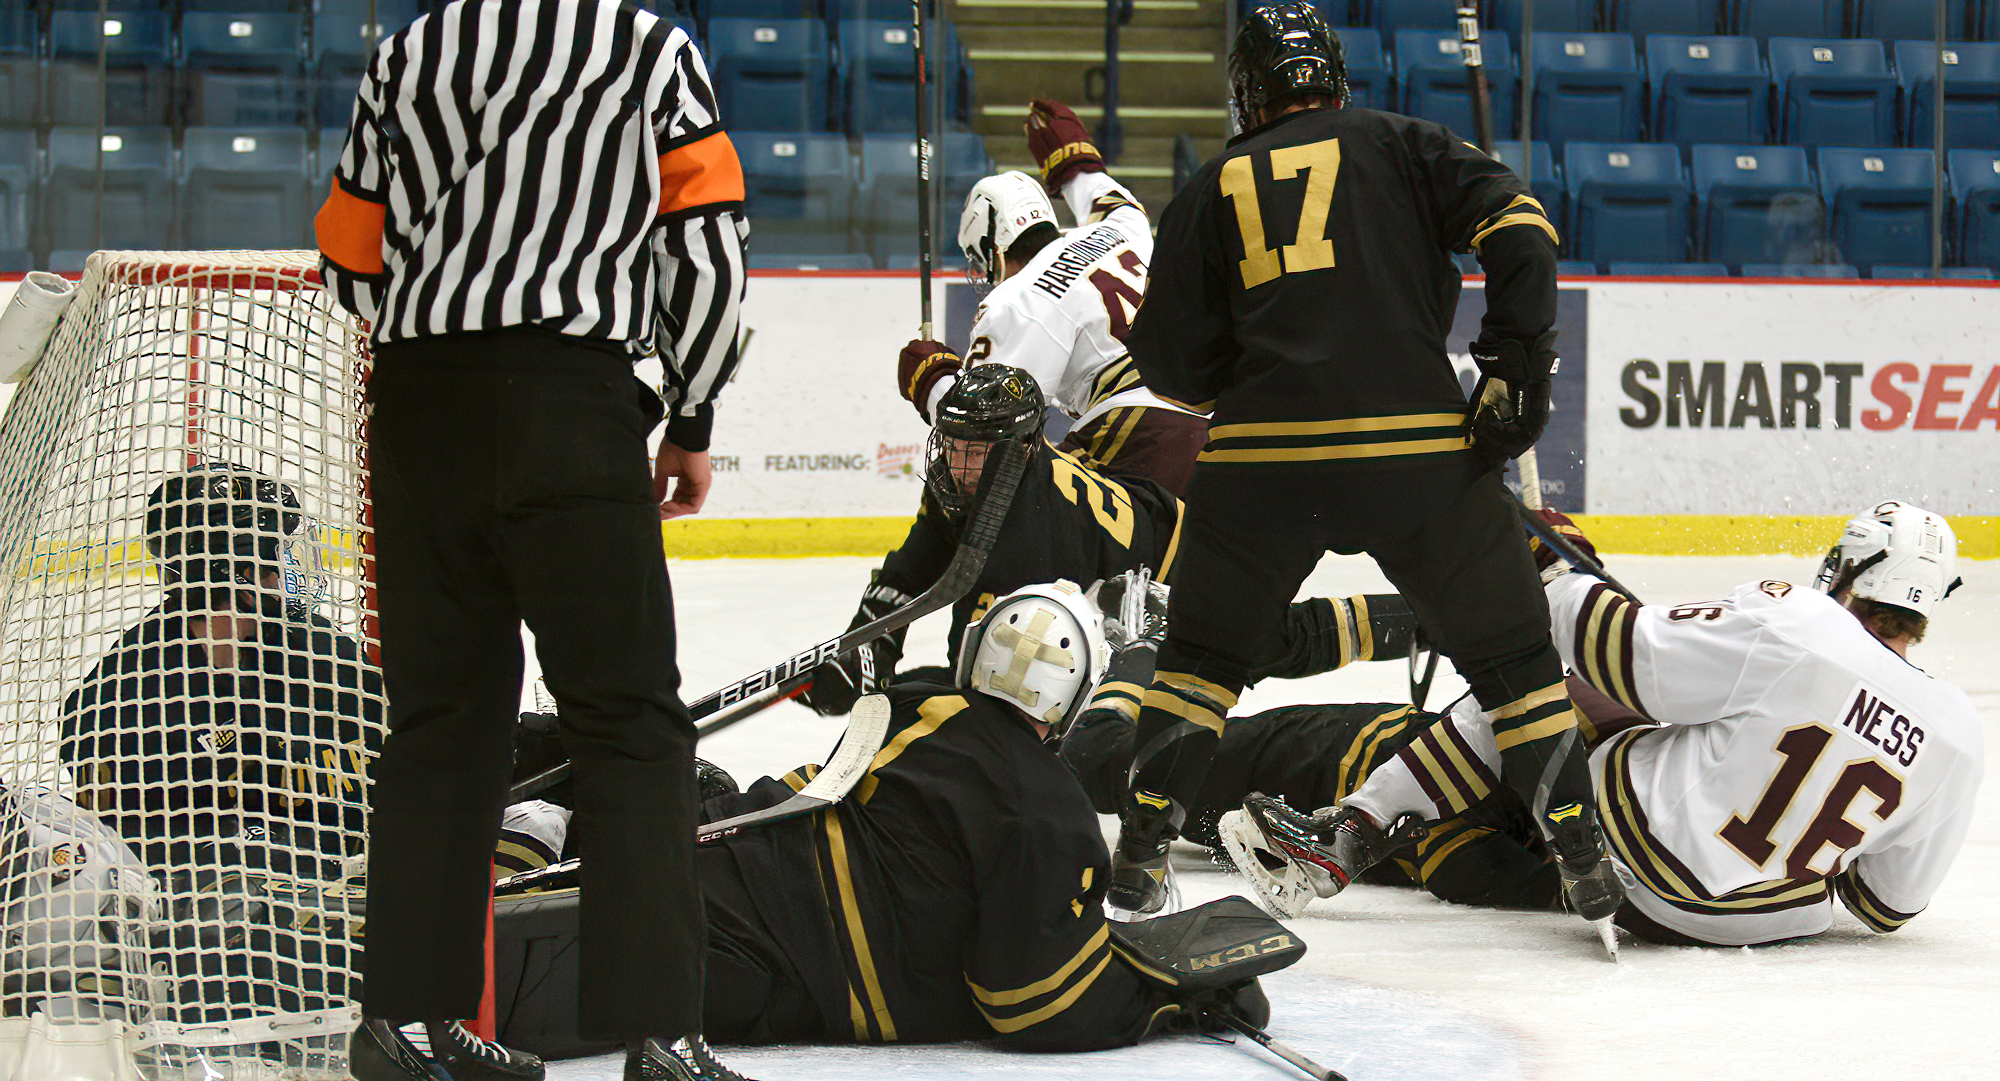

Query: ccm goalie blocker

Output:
[1218, 795, 1427, 918]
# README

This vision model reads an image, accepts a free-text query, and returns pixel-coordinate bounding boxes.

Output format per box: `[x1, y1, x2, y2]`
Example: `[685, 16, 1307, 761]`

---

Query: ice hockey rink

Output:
[538, 550, 2000, 1081]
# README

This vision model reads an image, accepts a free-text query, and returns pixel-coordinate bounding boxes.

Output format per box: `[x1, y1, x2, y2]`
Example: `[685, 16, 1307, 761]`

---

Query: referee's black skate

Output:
[349, 1019, 544, 1081]
[625, 1036, 753, 1081]
[1546, 802, 1626, 921]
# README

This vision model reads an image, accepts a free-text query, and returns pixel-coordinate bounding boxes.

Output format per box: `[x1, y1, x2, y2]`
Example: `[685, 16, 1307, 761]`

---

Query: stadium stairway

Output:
[947, 0, 1230, 217]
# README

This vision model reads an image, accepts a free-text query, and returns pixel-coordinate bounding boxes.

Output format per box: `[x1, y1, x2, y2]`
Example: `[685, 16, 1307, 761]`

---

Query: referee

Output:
[315, 3, 750, 1080]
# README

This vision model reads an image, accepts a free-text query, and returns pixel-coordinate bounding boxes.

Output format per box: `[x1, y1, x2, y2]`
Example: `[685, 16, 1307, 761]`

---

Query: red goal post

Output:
[0, 251, 379, 1080]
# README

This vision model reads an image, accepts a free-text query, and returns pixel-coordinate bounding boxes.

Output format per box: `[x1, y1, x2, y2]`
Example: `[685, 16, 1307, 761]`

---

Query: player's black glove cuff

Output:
[1140, 979, 1271, 1041]
[801, 576, 909, 716]
[1469, 329, 1558, 386]
[1467, 373, 1551, 473]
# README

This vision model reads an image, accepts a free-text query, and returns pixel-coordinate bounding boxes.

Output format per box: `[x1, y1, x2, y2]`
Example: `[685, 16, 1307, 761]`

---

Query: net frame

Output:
[0, 251, 378, 1080]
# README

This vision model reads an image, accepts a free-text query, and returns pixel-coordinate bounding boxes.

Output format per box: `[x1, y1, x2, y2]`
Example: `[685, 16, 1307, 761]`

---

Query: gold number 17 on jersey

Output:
[1219, 137, 1341, 290]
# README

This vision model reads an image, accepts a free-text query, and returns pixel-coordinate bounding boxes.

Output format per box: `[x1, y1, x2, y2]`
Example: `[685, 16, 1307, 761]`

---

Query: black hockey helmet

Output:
[1228, 2, 1349, 131]
[925, 365, 1045, 515]
[146, 462, 303, 598]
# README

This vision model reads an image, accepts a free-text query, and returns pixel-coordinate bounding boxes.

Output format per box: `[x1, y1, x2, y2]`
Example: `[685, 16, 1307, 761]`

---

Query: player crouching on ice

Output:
[1219, 503, 1981, 949]
[493, 579, 1305, 1057]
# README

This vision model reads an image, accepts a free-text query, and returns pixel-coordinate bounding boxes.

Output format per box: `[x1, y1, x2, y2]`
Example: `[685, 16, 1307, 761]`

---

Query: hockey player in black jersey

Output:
[492, 580, 1283, 1054]
[1109, 2, 1618, 925]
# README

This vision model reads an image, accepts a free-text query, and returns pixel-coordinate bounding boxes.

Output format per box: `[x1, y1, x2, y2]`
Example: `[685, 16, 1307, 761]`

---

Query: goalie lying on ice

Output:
[491, 580, 1292, 1055]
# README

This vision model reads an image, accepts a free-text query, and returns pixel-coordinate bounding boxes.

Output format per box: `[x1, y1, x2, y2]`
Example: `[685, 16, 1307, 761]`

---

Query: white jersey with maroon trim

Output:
[931, 172, 1200, 428]
[1548, 573, 1982, 945]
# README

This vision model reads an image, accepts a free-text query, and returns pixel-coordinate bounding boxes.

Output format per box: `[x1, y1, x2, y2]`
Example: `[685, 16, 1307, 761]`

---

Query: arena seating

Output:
[183, 11, 308, 127]
[180, 126, 311, 250]
[1609, 261, 1730, 274]
[1645, 35, 1770, 148]
[1529, 31, 1643, 143]
[1609, 0, 1729, 38]
[1739, 0, 1847, 40]
[1397, 28, 1518, 141]
[1896, 40, 2000, 149]
[0, 129, 30, 272]
[1338, 27, 1390, 111]
[1691, 144, 1823, 269]
[0, 3, 35, 127]
[1493, 140, 1563, 223]
[1954, 148, 2000, 271]
[1564, 141, 1692, 268]
[1818, 146, 1944, 271]
[48, 7, 175, 126]
[1494, 0, 1597, 33]
[1769, 37, 1900, 147]
[858, 131, 991, 267]
[44, 126, 176, 269]
[709, 17, 833, 132]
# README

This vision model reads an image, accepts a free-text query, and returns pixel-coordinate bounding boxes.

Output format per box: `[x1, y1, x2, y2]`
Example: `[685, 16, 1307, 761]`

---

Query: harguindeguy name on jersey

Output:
[1032, 225, 1125, 299]
[1840, 683, 1924, 767]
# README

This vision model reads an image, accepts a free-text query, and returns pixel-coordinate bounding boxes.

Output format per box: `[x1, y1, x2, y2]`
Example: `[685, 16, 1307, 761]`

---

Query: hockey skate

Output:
[626, 1036, 754, 1081]
[1219, 794, 1426, 918]
[349, 1019, 544, 1081]
[1544, 802, 1626, 922]
[1106, 790, 1182, 918]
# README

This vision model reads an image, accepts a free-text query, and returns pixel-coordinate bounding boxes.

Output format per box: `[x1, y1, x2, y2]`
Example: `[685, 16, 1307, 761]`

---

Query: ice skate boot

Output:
[625, 1036, 753, 1081]
[1106, 789, 1181, 917]
[1545, 802, 1625, 922]
[1219, 794, 1427, 918]
[349, 1019, 544, 1081]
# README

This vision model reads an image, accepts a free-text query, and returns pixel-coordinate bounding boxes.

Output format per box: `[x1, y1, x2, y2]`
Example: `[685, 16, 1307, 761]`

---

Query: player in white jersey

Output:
[1221, 502, 1981, 948]
[896, 100, 1208, 498]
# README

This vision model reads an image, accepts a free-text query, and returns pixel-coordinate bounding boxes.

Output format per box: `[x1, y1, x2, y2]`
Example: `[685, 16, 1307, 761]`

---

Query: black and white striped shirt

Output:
[316, 0, 745, 450]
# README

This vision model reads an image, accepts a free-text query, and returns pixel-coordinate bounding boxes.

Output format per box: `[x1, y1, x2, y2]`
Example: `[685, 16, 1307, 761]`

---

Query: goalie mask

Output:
[955, 580, 1108, 737]
[1814, 501, 1961, 618]
[924, 364, 1044, 516]
[146, 462, 323, 620]
[959, 171, 1058, 294]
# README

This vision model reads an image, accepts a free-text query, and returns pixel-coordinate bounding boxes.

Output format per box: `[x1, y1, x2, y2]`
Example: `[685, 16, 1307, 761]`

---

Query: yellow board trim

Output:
[1207, 412, 1466, 441]
[967, 925, 1111, 1007]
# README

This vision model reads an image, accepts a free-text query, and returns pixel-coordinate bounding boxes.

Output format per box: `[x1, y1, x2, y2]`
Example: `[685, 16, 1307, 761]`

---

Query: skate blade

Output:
[1217, 809, 1312, 919]
[1594, 917, 1620, 962]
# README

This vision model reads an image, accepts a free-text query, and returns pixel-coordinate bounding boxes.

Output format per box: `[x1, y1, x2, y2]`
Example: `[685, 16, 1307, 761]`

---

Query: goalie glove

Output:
[1466, 330, 1557, 472]
[898, 338, 961, 423]
[1023, 98, 1106, 193]
[801, 574, 910, 716]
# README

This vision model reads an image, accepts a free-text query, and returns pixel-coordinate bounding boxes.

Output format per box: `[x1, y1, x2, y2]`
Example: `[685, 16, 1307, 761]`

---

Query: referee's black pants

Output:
[1129, 451, 1591, 832]
[363, 328, 703, 1040]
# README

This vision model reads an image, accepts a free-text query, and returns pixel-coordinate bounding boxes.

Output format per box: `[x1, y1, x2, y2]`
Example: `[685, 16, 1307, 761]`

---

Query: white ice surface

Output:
[541, 553, 2000, 1081]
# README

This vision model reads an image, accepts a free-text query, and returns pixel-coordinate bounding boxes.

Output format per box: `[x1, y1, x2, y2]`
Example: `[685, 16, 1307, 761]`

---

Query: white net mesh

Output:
[0, 252, 377, 1080]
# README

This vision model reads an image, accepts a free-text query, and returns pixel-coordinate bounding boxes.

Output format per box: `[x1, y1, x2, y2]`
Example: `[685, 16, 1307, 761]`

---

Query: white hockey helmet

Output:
[1814, 501, 1962, 618]
[958, 171, 1058, 293]
[954, 579, 1108, 736]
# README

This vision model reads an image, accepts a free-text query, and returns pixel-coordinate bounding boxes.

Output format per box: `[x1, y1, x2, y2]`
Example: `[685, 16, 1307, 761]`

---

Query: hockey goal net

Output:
[0, 251, 378, 1080]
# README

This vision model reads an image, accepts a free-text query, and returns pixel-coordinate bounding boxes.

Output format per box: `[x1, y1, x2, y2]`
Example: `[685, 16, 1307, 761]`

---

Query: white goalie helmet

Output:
[1814, 500, 1962, 618]
[0, 787, 158, 1018]
[958, 171, 1058, 293]
[954, 579, 1109, 735]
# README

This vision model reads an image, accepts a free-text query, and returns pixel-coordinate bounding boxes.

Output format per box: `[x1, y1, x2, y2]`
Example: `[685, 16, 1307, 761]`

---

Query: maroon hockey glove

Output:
[1527, 508, 1598, 577]
[1024, 99, 1106, 193]
[898, 339, 961, 421]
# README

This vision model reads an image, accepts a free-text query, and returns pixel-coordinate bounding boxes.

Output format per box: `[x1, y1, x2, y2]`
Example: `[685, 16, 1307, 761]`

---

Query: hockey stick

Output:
[1457, 2, 1496, 153]
[495, 695, 895, 896]
[1208, 1009, 1348, 1081]
[912, 0, 935, 339]
[1513, 499, 1640, 601]
[506, 440, 1029, 804]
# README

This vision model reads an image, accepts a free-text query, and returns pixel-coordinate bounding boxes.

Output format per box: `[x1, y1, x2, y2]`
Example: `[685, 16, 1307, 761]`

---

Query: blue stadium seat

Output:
[1739, 261, 1860, 275]
[1949, 148, 2000, 271]
[737, 132, 854, 256]
[315, 127, 350, 193]
[1608, 262, 1731, 274]
[1609, 0, 1727, 37]
[1375, 0, 1459, 34]
[1337, 27, 1389, 111]
[1857, 0, 1970, 40]
[0, 3, 35, 126]
[1396, 28, 1517, 140]
[1738, 0, 1847, 39]
[0, 130, 32, 262]
[184, 12, 308, 127]
[181, 127, 312, 250]
[45, 126, 176, 259]
[1530, 32, 1643, 143]
[1492, 0, 1597, 33]
[747, 252, 877, 270]
[708, 17, 832, 131]
[1691, 144, 1824, 267]
[1646, 35, 1770, 147]
[1493, 140, 1564, 223]
[858, 132, 990, 267]
[315, 1, 423, 67]
[1563, 141, 1692, 267]
[842, 19, 917, 133]
[49, 10, 175, 125]
[1769, 37, 1899, 147]
[1895, 40, 2000, 150]
[1869, 264, 1994, 278]
[1818, 146, 1943, 270]
[1555, 259, 1600, 275]
[707, 0, 823, 16]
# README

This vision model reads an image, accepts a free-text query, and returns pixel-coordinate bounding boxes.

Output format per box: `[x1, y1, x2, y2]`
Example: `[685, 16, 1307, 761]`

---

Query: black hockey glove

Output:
[1467, 331, 1557, 472]
[801, 573, 910, 716]
[1142, 978, 1272, 1040]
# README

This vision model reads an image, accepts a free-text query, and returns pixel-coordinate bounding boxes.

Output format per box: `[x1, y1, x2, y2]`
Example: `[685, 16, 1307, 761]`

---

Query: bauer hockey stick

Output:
[495, 695, 896, 895]
[507, 440, 1030, 804]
